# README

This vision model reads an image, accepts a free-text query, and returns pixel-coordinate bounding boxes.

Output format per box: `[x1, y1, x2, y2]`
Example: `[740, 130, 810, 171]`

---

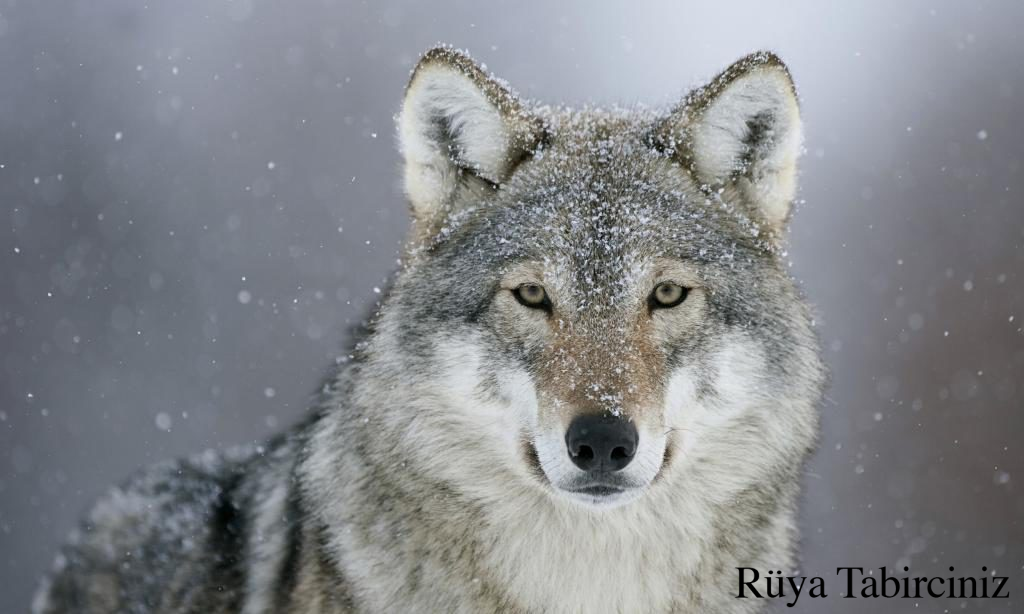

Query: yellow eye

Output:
[513, 283, 550, 311]
[650, 282, 688, 309]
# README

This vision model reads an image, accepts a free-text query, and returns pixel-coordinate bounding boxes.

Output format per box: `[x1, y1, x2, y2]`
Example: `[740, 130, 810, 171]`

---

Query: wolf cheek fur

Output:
[35, 46, 826, 614]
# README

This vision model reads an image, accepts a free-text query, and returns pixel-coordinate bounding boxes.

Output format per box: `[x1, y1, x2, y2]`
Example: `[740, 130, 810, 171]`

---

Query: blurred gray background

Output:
[1, 1, 1022, 612]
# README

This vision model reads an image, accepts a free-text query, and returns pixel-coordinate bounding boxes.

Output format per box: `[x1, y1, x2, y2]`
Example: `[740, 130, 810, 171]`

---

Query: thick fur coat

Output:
[35, 47, 825, 613]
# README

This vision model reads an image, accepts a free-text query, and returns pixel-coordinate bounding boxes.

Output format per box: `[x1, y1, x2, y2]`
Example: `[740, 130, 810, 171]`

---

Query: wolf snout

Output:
[565, 414, 638, 472]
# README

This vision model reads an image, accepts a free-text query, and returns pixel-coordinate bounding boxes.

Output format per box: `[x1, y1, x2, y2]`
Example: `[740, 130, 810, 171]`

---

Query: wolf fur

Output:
[34, 46, 825, 613]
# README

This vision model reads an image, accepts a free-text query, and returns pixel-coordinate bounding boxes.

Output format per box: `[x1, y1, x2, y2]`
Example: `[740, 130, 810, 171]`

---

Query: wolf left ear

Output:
[654, 52, 802, 232]
[398, 47, 546, 225]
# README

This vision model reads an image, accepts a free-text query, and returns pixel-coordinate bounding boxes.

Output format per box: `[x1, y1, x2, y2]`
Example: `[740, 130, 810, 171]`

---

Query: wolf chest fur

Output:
[35, 46, 826, 614]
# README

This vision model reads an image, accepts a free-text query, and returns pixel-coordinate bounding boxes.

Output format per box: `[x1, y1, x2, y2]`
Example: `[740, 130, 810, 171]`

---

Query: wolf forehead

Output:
[412, 126, 774, 308]
[448, 111, 771, 263]
[404, 112, 783, 310]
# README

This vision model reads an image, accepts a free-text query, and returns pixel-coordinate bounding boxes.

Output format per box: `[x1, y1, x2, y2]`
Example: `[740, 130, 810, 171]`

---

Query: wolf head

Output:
[355, 47, 823, 512]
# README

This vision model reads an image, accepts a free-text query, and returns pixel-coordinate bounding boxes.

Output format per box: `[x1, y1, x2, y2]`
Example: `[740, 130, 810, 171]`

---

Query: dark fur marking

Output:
[736, 110, 776, 177]
[206, 469, 247, 611]
[272, 472, 306, 610]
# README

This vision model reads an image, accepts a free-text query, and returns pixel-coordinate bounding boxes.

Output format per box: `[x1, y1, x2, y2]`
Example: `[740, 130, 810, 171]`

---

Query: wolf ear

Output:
[398, 47, 546, 224]
[655, 52, 802, 231]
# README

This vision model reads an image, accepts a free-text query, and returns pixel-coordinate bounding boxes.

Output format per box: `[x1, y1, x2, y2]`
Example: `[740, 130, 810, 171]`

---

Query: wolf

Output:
[34, 46, 825, 613]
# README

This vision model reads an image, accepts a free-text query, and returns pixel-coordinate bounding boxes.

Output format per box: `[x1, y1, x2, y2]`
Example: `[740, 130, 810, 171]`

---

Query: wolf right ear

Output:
[398, 47, 546, 225]
[653, 52, 802, 232]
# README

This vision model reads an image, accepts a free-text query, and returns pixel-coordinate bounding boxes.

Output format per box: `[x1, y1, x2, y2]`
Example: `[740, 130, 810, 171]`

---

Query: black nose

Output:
[565, 414, 638, 472]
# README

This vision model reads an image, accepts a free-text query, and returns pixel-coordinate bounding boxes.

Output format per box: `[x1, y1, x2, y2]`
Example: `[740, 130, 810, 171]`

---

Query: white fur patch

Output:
[388, 333, 542, 503]
[662, 333, 814, 503]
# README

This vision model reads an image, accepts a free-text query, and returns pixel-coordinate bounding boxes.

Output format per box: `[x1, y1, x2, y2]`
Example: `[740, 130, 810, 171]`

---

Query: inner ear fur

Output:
[650, 51, 802, 233]
[398, 46, 547, 228]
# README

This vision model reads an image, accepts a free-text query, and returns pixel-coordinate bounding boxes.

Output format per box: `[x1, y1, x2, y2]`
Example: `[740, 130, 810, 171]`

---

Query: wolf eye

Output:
[513, 283, 551, 311]
[650, 282, 688, 309]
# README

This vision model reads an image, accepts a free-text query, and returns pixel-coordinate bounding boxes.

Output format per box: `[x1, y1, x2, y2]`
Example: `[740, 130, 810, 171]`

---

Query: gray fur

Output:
[35, 46, 825, 614]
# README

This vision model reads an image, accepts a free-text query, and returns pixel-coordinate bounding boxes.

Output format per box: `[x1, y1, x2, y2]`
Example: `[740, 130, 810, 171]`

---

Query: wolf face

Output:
[368, 47, 824, 514]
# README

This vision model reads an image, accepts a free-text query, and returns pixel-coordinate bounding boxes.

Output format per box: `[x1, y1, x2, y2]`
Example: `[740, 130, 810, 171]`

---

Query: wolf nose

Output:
[565, 414, 638, 472]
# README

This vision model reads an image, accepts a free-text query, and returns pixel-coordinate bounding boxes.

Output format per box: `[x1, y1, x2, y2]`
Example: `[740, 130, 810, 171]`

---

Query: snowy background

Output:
[1, 1, 1022, 611]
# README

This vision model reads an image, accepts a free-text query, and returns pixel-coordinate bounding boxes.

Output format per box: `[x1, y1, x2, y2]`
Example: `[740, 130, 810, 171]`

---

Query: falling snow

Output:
[0, 4, 1021, 613]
